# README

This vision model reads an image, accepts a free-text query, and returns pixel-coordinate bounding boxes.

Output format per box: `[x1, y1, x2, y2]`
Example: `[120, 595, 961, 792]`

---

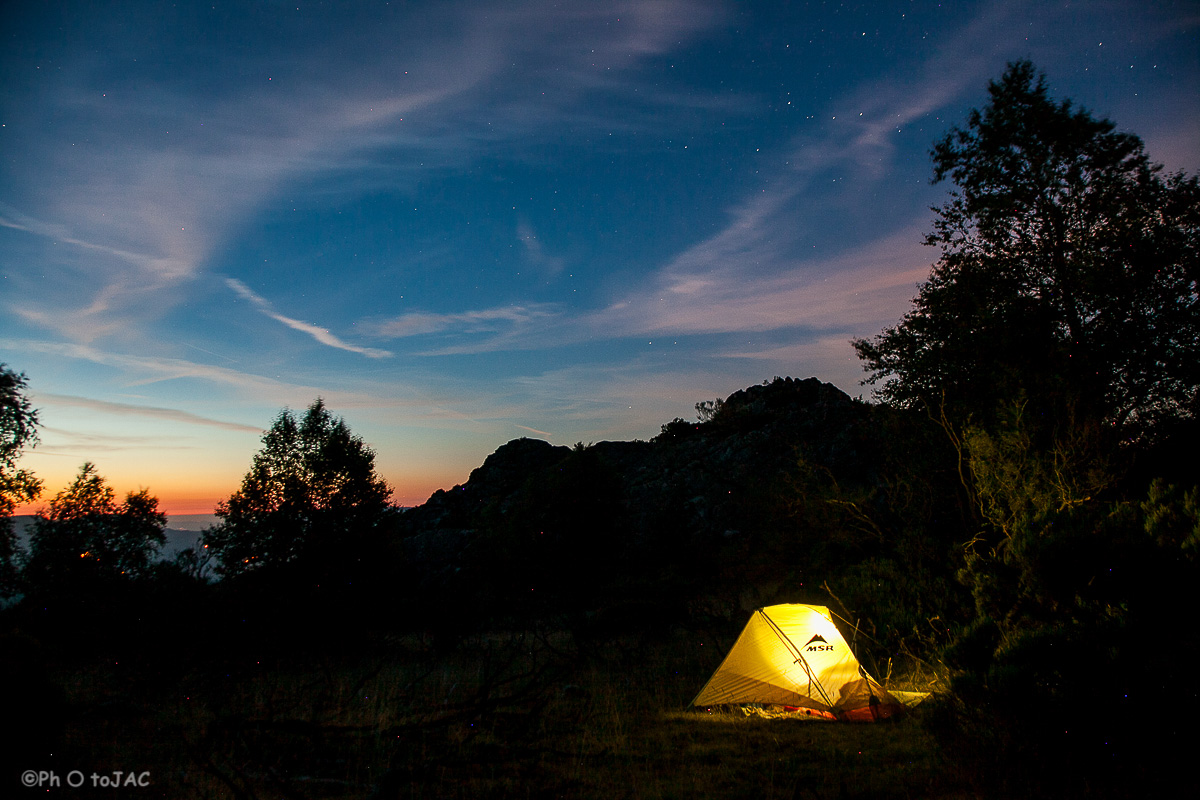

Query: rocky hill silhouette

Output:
[395, 377, 911, 624]
[403, 377, 875, 535]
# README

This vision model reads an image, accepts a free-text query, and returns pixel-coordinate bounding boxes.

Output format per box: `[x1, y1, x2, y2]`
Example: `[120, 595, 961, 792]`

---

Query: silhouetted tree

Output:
[861, 62, 1200, 798]
[24, 463, 167, 594]
[854, 61, 1200, 438]
[1, 364, 42, 597]
[204, 399, 393, 580]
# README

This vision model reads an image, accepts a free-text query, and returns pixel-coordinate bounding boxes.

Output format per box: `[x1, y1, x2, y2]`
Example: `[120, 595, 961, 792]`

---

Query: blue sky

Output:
[2, 0, 1197, 514]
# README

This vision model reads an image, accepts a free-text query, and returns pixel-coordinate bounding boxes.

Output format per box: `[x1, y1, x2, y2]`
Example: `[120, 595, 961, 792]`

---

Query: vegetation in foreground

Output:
[4, 625, 965, 800]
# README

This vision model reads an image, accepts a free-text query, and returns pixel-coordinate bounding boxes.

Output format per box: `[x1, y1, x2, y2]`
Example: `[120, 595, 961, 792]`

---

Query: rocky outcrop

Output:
[387, 376, 916, 628]
[398, 377, 879, 549]
[402, 437, 571, 532]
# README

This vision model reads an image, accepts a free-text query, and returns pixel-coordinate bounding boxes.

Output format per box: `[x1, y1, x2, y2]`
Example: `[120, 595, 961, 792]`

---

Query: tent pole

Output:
[758, 608, 837, 711]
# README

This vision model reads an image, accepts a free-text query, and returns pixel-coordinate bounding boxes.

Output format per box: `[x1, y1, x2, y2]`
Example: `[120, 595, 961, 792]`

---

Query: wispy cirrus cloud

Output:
[29, 426, 211, 456]
[35, 393, 262, 434]
[591, 227, 932, 339]
[514, 424, 553, 438]
[2, 338, 308, 397]
[805, 0, 1032, 175]
[573, 0, 1043, 351]
[299, 0, 1066, 372]
[366, 304, 559, 340]
[0, 336, 454, 422]
[225, 279, 392, 359]
[1, 0, 725, 344]
[517, 220, 565, 278]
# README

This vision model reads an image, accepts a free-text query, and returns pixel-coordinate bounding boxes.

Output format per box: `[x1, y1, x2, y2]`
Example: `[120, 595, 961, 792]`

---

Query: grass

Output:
[29, 628, 973, 799]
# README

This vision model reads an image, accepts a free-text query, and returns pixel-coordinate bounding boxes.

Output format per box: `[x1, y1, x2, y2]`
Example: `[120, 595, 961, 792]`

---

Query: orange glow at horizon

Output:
[11, 474, 456, 517]
[7, 416, 495, 519]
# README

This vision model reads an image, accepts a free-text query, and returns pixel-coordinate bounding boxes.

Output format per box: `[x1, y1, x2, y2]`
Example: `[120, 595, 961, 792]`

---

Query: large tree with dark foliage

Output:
[0, 365, 40, 510]
[0, 364, 42, 597]
[859, 63, 1200, 798]
[854, 61, 1200, 437]
[23, 462, 167, 594]
[204, 399, 393, 579]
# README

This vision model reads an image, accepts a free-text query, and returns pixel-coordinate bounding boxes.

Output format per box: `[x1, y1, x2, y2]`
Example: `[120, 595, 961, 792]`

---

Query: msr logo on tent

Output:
[804, 634, 834, 652]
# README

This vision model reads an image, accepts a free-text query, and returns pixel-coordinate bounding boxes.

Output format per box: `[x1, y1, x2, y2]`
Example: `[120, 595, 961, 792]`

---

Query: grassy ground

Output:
[26, 629, 972, 799]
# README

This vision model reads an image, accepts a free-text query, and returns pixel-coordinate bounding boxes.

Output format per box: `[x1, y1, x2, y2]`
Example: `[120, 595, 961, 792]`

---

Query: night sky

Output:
[2, 1, 1197, 516]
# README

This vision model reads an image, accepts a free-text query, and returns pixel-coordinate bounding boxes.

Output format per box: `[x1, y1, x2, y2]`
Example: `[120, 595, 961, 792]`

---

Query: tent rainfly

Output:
[690, 604, 907, 721]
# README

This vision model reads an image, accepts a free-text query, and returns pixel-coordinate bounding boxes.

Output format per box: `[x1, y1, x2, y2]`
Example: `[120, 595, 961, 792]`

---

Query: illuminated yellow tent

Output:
[690, 604, 907, 721]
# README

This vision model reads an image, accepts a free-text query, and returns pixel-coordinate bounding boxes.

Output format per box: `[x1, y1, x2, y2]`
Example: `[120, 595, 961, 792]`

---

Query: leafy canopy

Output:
[25, 462, 167, 587]
[204, 399, 393, 578]
[1, 364, 42, 597]
[861, 63, 1200, 794]
[854, 61, 1200, 435]
[0, 364, 42, 517]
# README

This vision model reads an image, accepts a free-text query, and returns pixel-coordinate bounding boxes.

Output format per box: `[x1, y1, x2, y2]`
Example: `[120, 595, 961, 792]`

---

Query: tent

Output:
[690, 604, 909, 721]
